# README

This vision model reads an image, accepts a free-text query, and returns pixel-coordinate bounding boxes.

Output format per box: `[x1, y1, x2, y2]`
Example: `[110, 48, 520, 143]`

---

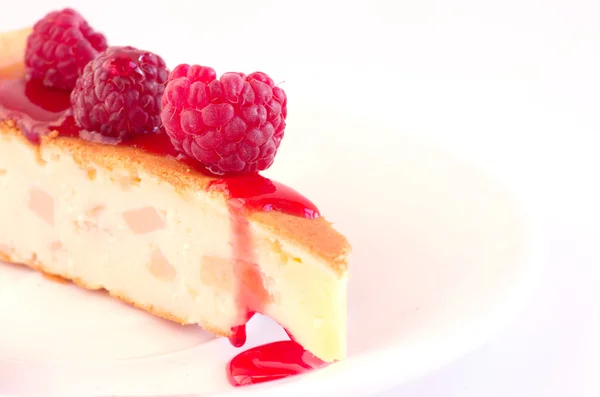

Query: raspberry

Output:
[25, 8, 107, 90]
[70, 46, 169, 140]
[161, 64, 287, 175]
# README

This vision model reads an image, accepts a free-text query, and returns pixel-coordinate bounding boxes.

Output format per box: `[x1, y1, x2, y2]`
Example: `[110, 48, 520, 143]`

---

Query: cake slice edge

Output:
[0, 122, 350, 362]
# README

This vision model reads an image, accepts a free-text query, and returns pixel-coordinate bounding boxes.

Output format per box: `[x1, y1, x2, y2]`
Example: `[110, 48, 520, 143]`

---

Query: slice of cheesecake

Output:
[0, 28, 350, 362]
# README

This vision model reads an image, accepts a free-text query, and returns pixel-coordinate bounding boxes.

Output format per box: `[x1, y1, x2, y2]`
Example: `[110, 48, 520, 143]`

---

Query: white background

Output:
[2, 0, 599, 396]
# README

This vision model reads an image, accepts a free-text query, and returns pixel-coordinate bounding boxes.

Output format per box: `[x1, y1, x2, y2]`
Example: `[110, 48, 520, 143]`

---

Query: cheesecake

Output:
[0, 15, 350, 366]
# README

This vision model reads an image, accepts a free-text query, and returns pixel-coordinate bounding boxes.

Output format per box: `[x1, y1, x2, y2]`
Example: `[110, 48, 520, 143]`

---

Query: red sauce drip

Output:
[0, 76, 324, 387]
[219, 176, 319, 351]
[208, 173, 320, 219]
[228, 325, 248, 348]
[228, 312, 258, 347]
[227, 341, 326, 387]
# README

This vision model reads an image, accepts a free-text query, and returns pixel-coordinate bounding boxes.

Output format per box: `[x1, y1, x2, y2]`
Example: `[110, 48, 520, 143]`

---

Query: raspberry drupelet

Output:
[161, 64, 287, 175]
[25, 8, 107, 90]
[70, 46, 169, 140]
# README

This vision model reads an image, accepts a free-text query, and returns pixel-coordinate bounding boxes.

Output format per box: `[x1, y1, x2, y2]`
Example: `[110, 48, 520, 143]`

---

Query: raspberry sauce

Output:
[221, 175, 320, 386]
[227, 340, 326, 387]
[209, 174, 320, 219]
[0, 76, 325, 387]
[0, 78, 76, 143]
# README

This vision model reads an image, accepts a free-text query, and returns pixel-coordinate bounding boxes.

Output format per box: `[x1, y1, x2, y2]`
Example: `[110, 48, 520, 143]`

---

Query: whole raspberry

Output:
[25, 8, 107, 90]
[70, 46, 169, 140]
[161, 64, 287, 175]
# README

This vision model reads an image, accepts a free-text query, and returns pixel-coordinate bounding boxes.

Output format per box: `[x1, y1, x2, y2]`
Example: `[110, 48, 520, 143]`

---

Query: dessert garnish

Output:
[161, 65, 287, 175]
[25, 8, 107, 90]
[71, 46, 168, 140]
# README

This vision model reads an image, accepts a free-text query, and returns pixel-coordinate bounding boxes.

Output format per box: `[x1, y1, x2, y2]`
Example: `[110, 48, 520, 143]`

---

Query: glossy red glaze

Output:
[220, 177, 319, 353]
[0, 78, 74, 143]
[227, 340, 326, 387]
[209, 173, 320, 219]
[228, 325, 248, 348]
[227, 341, 326, 386]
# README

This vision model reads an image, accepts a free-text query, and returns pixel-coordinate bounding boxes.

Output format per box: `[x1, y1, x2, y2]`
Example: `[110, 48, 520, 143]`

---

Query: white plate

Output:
[0, 104, 544, 397]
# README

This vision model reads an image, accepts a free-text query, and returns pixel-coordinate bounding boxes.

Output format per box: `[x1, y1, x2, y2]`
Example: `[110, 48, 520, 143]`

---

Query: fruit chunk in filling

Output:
[200, 256, 235, 291]
[122, 206, 166, 234]
[148, 247, 177, 282]
[28, 187, 54, 225]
